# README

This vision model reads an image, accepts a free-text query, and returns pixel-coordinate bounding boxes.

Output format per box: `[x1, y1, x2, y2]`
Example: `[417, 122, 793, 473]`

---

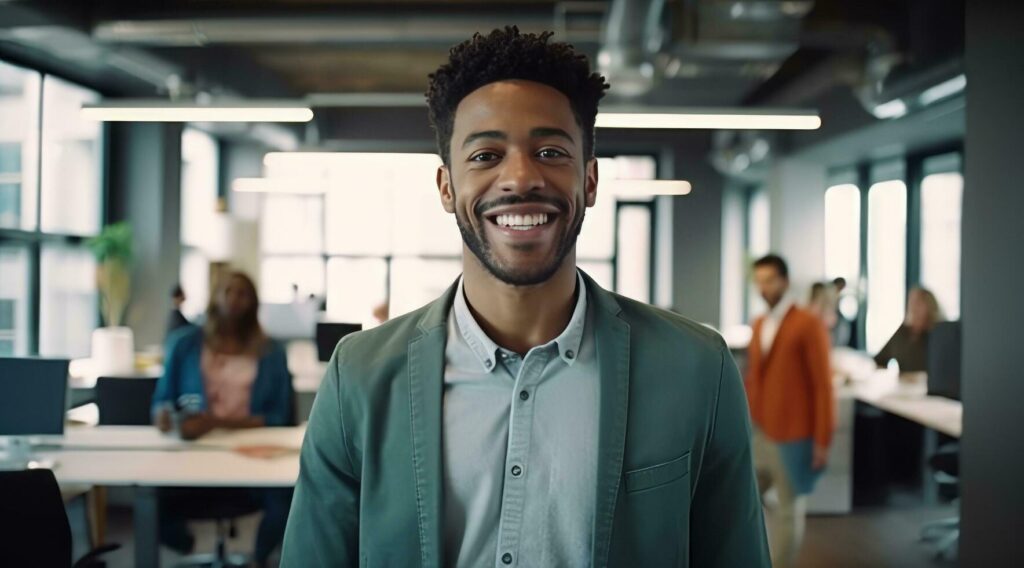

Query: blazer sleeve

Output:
[689, 346, 771, 568]
[151, 328, 188, 418]
[280, 348, 360, 567]
[261, 343, 294, 427]
[803, 318, 835, 448]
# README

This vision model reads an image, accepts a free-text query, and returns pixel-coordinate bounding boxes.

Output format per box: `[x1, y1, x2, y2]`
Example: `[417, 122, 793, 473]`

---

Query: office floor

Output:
[71, 501, 957, 568]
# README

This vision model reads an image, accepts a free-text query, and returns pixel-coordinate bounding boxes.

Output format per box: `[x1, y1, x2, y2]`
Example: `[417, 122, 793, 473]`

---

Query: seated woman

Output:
[152, 270, 292, 565]
[874, 286, 945, 372]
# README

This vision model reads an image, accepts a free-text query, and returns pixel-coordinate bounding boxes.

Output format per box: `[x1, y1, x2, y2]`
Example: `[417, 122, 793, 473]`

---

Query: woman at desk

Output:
[152, 271, 292, 566]
[874, 287, 944, 372]
[870, 286, 944, 488]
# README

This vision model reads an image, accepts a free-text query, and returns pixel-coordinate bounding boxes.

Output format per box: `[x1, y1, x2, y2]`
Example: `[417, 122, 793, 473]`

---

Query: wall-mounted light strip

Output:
[596, 108, 821, 130]
[605, 179, 692, 196]
[81, 100, 314, 122]
[232, 177, 328, 194]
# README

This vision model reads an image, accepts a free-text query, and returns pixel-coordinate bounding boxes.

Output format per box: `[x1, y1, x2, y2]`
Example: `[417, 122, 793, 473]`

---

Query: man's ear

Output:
[437, 165, 455, 213]
[584, 158, 599, 207]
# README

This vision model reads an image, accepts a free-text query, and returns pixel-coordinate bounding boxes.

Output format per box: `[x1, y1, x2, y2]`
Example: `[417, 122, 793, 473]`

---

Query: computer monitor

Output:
[0, 358, 69, 469]
[316, 323, 362, 362]
[927, 321, 961, 401]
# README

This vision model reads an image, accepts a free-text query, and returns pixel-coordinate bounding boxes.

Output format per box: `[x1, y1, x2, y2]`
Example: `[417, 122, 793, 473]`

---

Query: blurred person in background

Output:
[874, 286, 945, 372]
[807, 281, 839, 333]
[166, 284, 190, 337]
[747, 254, 834, 568]
[153, 271, 293, 566]
[831, 277, 858, 349]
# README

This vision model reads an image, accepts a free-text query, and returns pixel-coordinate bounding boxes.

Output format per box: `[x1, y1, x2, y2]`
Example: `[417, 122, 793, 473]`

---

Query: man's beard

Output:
[453, 185, 586, 287]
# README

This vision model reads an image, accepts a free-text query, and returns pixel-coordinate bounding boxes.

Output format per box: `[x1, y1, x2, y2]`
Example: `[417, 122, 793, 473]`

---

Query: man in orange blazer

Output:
[746, 254, 834, 568]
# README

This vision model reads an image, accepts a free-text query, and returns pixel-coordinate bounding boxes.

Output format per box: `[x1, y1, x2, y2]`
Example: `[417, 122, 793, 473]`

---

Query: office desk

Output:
[849, 381, 962, 438]
[39, 425, 303, 567]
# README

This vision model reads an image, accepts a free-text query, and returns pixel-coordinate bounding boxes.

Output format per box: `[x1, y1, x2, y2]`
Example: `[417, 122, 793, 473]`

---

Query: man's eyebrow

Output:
[530, 127, 576, 144]
[461, 130, 507, 148]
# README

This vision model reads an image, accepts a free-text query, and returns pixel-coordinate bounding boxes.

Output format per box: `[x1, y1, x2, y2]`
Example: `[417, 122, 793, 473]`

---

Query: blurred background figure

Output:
[372, 301, 390, 325]
[807, 281, 839, 334]
[874, 287, 945, 372]
[166, 284, 190, 338]
[746, 254, 835, 568]
[831, 277, 858, 349]
[152, 271, 293, 565]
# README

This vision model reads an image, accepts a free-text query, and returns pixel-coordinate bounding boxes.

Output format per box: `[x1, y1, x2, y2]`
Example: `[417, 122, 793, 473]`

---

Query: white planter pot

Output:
[91, 326, 135, 377]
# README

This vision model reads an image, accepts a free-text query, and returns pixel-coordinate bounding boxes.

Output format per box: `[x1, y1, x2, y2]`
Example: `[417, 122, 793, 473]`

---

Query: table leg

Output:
[923, 428, 939, 505]
[134, 485, 160, 568]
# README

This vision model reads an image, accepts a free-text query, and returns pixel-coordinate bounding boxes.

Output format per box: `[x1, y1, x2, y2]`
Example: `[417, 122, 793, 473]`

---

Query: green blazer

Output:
[281, 273, 770, 567]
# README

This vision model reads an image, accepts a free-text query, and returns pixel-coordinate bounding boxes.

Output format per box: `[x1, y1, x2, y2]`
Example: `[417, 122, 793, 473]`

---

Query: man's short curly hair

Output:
[426, 26, 609, 165]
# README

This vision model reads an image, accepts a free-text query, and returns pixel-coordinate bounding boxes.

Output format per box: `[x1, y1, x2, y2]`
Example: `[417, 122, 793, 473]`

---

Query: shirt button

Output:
[519, 390, 530, 401]
[566, 350, 575, 359]
[511, 465, 522, 477]
[484, 359, 493, 368]
[501, 552, 513, 564]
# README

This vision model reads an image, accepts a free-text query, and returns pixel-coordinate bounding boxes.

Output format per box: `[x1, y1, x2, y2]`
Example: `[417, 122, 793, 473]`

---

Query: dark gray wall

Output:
[960, 1, 1024, 564]
[666, 148, 724, 325]
[108, 123, 183, 349]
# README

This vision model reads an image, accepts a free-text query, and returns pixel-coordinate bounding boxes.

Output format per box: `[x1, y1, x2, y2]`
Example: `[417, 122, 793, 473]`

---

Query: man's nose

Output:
[496, 150, 544, 194]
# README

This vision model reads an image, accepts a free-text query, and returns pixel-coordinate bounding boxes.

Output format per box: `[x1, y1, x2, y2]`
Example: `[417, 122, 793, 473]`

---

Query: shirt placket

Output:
[494, 348, 550, 567]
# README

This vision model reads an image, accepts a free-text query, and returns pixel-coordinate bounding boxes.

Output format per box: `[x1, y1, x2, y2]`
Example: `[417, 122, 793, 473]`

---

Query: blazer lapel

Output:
[582, 272, 631, 567]
[407, 280, 458, 567]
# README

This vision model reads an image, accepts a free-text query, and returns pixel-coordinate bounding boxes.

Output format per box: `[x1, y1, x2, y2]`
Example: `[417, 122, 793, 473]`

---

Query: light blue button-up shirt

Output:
[442, 272, 599, 567]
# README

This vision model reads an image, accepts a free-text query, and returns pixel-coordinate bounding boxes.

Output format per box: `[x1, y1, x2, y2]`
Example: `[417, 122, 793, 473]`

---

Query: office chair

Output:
[0, 469, 119, 568]
[920, 321, 961, 561]
[95, 376, 159, 426]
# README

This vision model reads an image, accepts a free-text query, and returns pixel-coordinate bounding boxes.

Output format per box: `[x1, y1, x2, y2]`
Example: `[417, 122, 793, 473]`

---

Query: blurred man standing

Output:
[746, 254, 834, 568]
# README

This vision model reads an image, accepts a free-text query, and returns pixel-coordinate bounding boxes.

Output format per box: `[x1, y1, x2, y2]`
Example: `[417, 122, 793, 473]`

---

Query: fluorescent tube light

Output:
[606, 179, 692, 196]
[596, 109, 820, 130]
[918, 74, 966, 107]
[81, 100, 314, 122]
[232, 177, 328, 194]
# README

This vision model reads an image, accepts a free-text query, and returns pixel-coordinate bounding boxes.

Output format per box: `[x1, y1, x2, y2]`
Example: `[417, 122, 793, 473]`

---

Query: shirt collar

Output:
[452, 271, 589, 373]
[766, 294, 795, 323]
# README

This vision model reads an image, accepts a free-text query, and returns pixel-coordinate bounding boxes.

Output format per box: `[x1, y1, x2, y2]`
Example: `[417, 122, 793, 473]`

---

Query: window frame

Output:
[0, 58, 108, 356]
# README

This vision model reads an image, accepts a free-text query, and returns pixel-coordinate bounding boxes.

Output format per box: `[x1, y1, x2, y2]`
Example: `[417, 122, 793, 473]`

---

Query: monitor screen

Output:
[316, 323, 363, 362]
[0, 358, 69, 436]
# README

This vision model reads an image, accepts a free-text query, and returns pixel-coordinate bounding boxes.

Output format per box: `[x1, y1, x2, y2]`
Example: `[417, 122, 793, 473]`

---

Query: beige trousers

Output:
[753, 429, 807, 568]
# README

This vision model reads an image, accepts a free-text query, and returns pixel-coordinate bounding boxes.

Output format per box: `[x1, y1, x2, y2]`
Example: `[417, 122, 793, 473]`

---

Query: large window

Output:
[0, 61, 40, 231]
[179, 128, 220, 319]
[40, 76, 102, 235]
[919, 154, 963, 320]
[257, 153, 657, 328]
[866, 167, 908, 354]
[0, 59, 103, 357]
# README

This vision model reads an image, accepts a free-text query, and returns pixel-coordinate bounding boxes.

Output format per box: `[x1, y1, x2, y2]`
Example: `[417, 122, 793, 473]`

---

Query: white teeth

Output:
[494, 213, 551, 228]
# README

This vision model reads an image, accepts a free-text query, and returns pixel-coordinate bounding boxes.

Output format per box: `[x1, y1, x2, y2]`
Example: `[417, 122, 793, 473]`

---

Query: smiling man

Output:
[281, 27, 769, 567]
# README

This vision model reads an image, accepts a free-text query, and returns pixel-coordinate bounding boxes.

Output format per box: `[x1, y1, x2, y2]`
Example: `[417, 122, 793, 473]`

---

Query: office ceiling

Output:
[0, 0, 963, 147]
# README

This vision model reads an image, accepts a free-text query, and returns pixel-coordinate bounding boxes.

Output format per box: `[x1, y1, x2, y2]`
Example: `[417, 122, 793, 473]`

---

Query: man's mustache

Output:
[473, 194, 568, 218]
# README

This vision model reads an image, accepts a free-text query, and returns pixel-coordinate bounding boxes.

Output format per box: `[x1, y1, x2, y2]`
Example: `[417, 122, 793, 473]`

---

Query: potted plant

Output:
[86, 222, 135, 376]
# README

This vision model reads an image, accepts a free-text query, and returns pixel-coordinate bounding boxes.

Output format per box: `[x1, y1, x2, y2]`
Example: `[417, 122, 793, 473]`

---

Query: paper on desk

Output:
[192, 427, 305, 452]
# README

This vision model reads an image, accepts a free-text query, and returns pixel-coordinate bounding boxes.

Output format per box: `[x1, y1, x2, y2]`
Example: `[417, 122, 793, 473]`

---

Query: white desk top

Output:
[833, 348, 963, 438]
[35, 425, 304, 487]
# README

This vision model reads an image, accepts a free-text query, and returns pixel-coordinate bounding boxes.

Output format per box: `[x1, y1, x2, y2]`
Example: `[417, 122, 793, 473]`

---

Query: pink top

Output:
[201, 347, 258, 420]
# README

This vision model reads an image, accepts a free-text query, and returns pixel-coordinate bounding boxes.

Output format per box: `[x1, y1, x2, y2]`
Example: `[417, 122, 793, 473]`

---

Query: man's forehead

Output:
[452, 80, 579, 135]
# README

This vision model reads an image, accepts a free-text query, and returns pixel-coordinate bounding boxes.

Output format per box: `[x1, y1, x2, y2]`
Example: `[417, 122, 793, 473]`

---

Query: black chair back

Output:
[95, 376, 159, 426]
[927, 321, 962, 401]
[0, 469, 72, 567]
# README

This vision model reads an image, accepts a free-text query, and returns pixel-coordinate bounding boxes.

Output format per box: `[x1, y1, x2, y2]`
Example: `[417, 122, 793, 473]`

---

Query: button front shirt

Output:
[442, 272, 599, 567]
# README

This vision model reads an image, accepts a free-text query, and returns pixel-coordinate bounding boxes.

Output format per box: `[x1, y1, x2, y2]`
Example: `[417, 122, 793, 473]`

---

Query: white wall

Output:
[765, 157, 828, 304]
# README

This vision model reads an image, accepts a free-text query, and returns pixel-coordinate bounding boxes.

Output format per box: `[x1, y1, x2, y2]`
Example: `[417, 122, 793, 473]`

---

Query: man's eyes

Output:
[468, 148, 569, 162]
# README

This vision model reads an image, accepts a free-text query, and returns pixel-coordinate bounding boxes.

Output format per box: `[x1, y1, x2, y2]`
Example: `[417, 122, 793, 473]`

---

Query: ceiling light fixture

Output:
[81, 100, 314, 122]
[596, 108, 821, 130]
